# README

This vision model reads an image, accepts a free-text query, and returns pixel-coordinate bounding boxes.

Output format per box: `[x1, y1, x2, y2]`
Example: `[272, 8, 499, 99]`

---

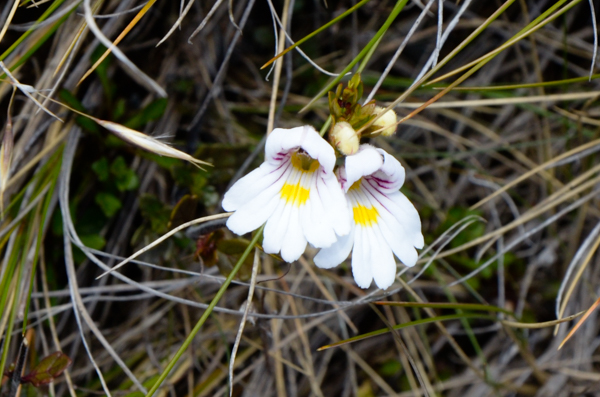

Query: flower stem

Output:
[320, 115, 332, 137]
[145, 225, 264, 397]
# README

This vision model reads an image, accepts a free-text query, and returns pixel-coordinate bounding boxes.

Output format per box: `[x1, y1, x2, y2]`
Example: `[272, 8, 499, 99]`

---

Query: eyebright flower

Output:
[222, 126, 351, 262]
[330, 121, 359, 155]
[314, 145, 424, 289]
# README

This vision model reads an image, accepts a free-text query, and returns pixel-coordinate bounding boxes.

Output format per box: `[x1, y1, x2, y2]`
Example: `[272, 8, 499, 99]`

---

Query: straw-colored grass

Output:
[1, 1, 600, 396]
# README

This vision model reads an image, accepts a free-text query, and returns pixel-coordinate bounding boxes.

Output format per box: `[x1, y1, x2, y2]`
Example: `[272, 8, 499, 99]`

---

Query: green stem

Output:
[319, 115, 332, 137]
[145, 225, 264, 397]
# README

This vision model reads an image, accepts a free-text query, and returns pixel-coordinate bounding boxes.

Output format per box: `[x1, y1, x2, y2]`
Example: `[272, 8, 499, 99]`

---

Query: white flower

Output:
[222, 126, 351, 262]
[314, 145, 424, 289]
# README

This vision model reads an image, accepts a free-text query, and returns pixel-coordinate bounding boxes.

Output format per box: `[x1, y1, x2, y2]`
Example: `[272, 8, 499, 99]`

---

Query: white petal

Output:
[363, 183, 423, 249]
[263, 198, 290, 255]
[280, 207, 307, 262]
[222, 161, 287, 211]
[297, 126, 336, 173]
[351, 227, 373, 289]
[377, 213, 418, 268]
[317, 172, 351, 237]
[227, 192, 280, 236]
[374, 148, 406, 191]
[314, 225, 355, 269]
[344, 145, 383, 190]
[369, 226, 397, 290]
[301, 176, 337, 248]
[265, 127, 306, 164]
[354, 181, 421, 267]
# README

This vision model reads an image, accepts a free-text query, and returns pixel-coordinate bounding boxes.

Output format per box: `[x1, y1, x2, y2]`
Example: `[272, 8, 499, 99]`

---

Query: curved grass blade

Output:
[434, 73, 600, 91]
[558, 298, 600, 349]
[0, 0, 67, 62]
[318, 313, 494, 351]
[424, 0, 581, 86]
[393, 0, 583, 128]
[261, 0, 371, 69]
[375, 301, 515, 317]
[318, 309, 585, 351]
[78, 0, 159, 85]
[0, 0, 20, 46]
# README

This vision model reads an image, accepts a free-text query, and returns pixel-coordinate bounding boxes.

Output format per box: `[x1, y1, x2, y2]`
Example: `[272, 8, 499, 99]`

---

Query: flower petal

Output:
[298, 126, 336, 172]
[366, 185, 424, 250]
[265, 126, 336, 173]
[280, 206, 307, 262]
[369, 226, 397, 289]
[314, 224, 354, 269]
[351, 227, 373, 289]
[265, 127, 306, 164]
[344, 145, 383, 191]
[301, 176, 337, 248]
[263, 198, 292, 255]
[222, 161, 287, 211]
[374, 148, 405, 191]
[317, 172, 351, 237]
[359, 183, 422, 265]
[226, 190, 280, 236]
[377, 213, 418, 267]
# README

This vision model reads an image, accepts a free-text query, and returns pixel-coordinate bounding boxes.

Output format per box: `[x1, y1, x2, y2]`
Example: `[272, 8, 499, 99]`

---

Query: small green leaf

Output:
[91, 45, 116, 100]
[110, 157, 139, 191]
[139, 194, 171, 233]
[79, 234, 106, 250]
[95, 192, 122, 217]
[379, 359, 402, 377]
[21, 352, 72, 388]
[113, 98, 127, 120]
[58, 90, 99, 134]
[91, 158, 110, 181]
[125, 98, 168, 129]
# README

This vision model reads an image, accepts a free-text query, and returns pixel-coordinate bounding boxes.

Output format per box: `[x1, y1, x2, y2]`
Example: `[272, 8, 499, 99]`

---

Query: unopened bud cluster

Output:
[327, 74, 397, 155]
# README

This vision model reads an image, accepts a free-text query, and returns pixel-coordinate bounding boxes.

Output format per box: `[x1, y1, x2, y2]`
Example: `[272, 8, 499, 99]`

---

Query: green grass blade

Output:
[145, 225, 264, 397]
[318, 313, 495, 351]
[376, 301, 515, 317]
[0, 0, 68, 63]
[299, 0, 411, 113]
[261, 0, 372, 69]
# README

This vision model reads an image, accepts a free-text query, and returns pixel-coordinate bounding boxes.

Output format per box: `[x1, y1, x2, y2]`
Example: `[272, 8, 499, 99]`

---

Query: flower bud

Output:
[330, 121, 359, 155]
[373, 106, 397, 136]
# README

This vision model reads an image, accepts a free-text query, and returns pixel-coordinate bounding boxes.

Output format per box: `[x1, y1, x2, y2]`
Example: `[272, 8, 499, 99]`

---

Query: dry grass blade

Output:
[228, 248, 260, 397]
[0, 62, 62, 121]
[78, 0, 158, 85]
[557, 231, 600, 321]
[0, 0, 19, 45]
[95, 213, 230, 279]
[0, 88, 15, 217]
[558, 298, 600, 349]
[34, 93, 211, 168]
[4, 1, 600, 395]
[96, 120, 211, 168]
[158, 0, 195, 45]
[81, 0, 167, 97]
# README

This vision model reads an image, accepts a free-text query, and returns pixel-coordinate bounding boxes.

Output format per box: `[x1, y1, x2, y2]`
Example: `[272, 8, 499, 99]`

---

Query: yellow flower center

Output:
[281, 182, 310, 206]
[353, 204, 379, 227]
[290, 151, 320, 173]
